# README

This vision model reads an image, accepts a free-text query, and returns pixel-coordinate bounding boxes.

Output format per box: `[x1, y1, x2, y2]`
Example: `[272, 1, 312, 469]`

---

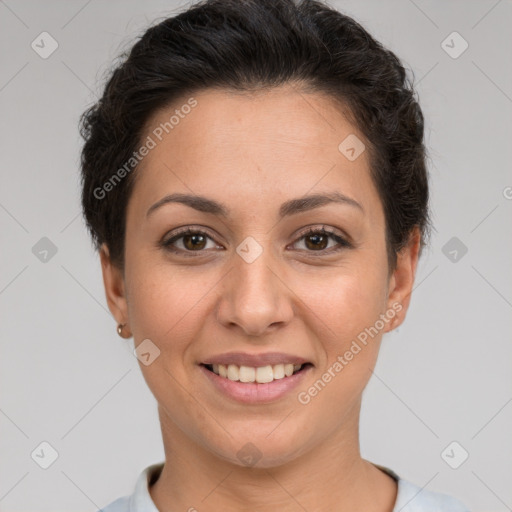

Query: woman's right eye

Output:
[161, 228, 222, 256]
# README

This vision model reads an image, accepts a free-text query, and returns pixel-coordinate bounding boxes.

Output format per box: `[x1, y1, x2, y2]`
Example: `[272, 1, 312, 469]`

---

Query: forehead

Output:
[130, 85, 381, 221]
[144, 85, 359, 157]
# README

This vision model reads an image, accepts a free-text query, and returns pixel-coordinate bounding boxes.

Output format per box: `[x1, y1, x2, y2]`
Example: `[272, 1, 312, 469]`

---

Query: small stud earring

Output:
[117, 323, 127, 338]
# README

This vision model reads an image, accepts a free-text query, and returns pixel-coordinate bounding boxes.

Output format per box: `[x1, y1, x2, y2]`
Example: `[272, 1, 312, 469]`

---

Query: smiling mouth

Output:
[201, 362, 313, 384]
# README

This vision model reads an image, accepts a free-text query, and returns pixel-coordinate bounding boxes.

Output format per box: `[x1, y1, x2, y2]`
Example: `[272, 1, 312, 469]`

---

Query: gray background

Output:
[1, 0, 511, 510]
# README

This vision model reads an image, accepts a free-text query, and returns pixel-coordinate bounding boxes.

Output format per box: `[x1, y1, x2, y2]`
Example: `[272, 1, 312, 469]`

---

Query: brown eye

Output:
[304, 232, 329, 250]
[162, 226, 351, 258]
[162, 228, 218, 255]
[182, 232, 207, 250]
[293, 227, 351, 254]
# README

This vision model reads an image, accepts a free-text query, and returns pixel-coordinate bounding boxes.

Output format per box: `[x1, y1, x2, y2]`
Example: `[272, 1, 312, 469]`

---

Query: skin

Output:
[100, 84, 421, 512]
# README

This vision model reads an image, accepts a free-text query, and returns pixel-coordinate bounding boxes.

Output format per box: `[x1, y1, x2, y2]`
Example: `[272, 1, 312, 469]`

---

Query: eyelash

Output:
[161, 225, 351, 257]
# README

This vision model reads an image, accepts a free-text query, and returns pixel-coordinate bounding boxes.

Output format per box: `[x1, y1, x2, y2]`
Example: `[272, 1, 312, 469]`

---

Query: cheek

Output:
[124, 263, 213, 407]
[125, 260, 209, 343]
[294, 277, 385, 424]
[125, 260, 235, 384]
[291, 265, 389, 417]
[296, 265, 388, 346]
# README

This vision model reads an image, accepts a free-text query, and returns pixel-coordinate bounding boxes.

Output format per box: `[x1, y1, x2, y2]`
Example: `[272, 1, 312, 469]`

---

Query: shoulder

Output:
[96, 462, 164, 512]
[97, 495, 130, 512]
[394, 477, 470, 512]
[374, 464, 470, 512]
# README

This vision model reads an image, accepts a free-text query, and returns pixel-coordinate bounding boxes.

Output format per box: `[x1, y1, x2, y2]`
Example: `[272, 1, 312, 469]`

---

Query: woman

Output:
[79, 0, 470, 510]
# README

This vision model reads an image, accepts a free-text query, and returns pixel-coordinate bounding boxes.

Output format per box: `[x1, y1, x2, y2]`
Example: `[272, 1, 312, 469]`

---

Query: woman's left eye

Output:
[292, 227, 351, 253]
[161, 226, 350, 256]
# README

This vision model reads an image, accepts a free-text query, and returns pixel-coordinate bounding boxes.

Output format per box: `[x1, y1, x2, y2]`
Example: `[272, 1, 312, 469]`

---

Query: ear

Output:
[383, 226, 421, 332]
[99, 243, 130, 332]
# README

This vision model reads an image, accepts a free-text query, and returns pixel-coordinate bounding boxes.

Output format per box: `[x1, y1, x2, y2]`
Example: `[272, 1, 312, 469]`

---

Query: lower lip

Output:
[198, 364, 313, 404]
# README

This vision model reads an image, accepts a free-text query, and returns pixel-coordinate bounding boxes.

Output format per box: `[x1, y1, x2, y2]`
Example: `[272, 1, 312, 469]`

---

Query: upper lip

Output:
[201, 352, 312, 367]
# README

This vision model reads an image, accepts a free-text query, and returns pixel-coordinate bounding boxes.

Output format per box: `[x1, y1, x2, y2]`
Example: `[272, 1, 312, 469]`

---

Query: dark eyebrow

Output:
[146, 191, 364, 219]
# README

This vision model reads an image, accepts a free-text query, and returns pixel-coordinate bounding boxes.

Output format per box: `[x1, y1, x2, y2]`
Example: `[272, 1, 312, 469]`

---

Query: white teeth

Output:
[209, 362, 305, 383]
[227, 364, 239, 381]
[255, 365, 273, 383]
[239, 365, 255, 382]
[273, 363, 285, 379]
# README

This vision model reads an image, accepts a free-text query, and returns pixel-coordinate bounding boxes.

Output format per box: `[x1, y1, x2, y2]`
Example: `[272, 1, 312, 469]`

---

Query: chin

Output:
[209, 432, 309, 469]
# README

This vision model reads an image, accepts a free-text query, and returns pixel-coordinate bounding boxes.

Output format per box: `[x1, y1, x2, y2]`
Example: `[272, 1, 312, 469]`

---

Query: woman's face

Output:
[101, 85, 419, 467]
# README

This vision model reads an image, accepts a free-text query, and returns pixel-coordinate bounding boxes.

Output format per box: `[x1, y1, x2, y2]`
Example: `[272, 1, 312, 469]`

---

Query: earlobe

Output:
[384, 227, 421, 332]
[99, 243, 130, 333]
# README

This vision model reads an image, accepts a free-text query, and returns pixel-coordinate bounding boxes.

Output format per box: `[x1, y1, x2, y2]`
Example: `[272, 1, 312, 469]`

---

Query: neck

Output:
[149, 401, 397, 512]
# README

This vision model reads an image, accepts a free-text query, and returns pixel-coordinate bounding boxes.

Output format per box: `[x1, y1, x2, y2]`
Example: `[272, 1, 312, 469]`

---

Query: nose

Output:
[216, 247, 294, 337]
